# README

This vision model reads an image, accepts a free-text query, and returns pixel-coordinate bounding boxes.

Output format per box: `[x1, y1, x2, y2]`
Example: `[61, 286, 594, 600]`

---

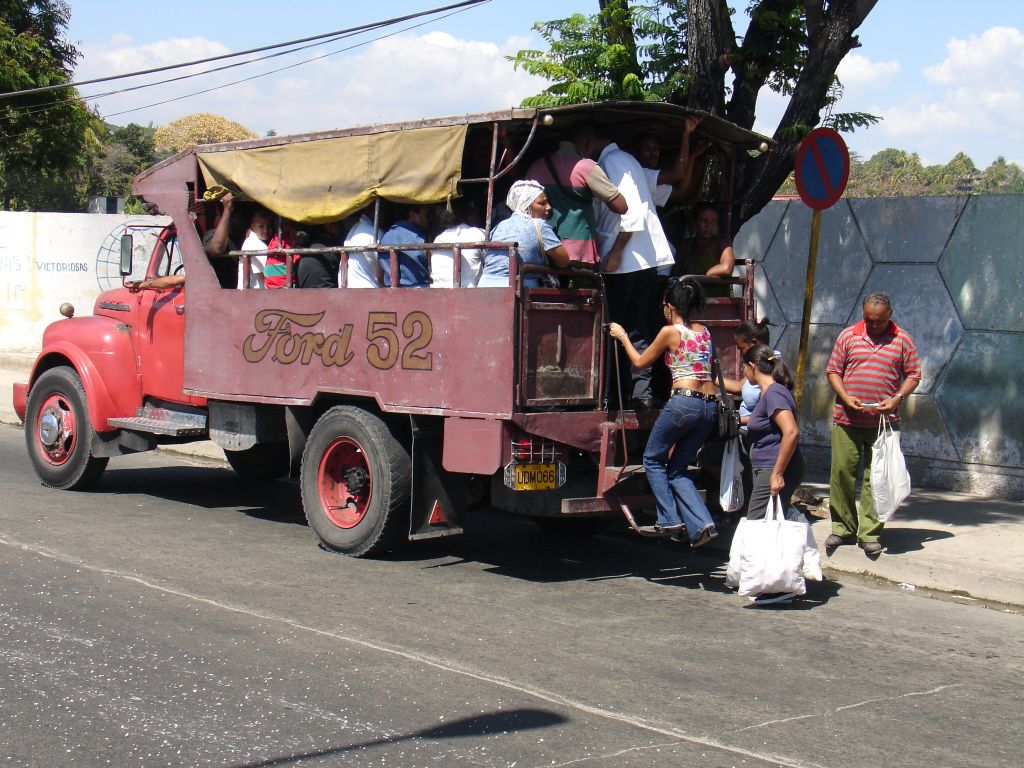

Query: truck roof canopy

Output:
[137, 102, 772, 224]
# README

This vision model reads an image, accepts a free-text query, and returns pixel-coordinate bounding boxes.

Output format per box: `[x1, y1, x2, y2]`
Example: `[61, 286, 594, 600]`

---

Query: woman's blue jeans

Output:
[642, 394, 718, 541]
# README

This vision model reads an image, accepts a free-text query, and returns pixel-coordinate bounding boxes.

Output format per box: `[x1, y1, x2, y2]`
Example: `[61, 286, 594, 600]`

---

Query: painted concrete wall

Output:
[0, 213, 170, 354]
[735, 195, 1023, 499]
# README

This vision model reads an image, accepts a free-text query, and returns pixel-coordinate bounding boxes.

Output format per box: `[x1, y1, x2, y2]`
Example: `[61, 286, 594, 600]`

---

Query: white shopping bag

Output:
[801, 523, 823, 582]
[727, 498, 808, 596]
[871, 416, 911, 522]
[719, 438, 745, 513]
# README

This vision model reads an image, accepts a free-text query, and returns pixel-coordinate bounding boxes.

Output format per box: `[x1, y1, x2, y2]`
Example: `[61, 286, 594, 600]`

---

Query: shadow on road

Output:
[89, 463, 841, 606]
[227, 708, 568, 767]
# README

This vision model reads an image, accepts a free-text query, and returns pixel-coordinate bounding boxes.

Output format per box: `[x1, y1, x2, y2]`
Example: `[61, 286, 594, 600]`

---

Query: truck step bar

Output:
[108, 406, 207, 437]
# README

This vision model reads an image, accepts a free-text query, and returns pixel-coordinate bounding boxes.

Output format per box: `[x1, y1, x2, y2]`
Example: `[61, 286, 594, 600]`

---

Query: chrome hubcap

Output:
[38, 411, 61, 446]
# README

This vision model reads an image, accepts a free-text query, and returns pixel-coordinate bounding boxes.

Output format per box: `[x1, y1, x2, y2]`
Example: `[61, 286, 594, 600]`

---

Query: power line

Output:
[0, 0, 490, 101]
[102, 5, 477, 122]
[0, 2, 483, 140]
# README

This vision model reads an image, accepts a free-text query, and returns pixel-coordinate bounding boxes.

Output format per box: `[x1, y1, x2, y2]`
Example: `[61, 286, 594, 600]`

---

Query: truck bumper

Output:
[13, 382, 27, 423]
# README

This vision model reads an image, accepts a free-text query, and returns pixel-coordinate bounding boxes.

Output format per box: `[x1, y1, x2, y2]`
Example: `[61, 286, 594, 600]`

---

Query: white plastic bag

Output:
[801, 523, 823, 582]
[719, 438, 745, 513]
[735, 497, 808, 597]
[871, 416, 911, 522]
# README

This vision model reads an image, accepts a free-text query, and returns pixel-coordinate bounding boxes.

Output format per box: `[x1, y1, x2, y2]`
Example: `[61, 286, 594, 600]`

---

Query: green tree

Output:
[845, 148, 929, 197]
[976, 157, 1024, 195]
[511, 0, 880, 232]
[0, 0, 95, 210]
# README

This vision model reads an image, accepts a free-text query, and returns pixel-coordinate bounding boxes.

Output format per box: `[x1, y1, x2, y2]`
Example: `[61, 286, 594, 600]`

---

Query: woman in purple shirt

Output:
[743, 344, 806, 522]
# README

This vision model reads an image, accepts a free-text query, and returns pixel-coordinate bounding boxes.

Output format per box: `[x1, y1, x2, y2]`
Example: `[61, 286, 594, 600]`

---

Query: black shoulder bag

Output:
[711, 344, 740, 442]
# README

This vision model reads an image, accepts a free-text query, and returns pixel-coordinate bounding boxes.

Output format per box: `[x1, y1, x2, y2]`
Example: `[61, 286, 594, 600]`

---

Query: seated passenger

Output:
[264, 219, 309, 289]
[342, 206, 383, 288]
[378, 204, 432, 288]
[202, 191, 242, 288]
[238, 208, 273, 289]
[478, 180, 570, 288]
[430, 198, 486, 288]
[672, 202, 735, 298]
[299, 221, 342, 289]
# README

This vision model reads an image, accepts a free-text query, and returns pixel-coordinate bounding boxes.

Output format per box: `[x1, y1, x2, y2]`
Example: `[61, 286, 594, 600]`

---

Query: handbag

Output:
[718, 437, 745, 512]
[871, 415, 911, 522]
[726, 497, 808, 597]
[712, 347, 740, 441]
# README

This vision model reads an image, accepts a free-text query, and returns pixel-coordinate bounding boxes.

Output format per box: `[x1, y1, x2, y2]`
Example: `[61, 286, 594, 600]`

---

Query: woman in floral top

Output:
[608, 277, 719, 547]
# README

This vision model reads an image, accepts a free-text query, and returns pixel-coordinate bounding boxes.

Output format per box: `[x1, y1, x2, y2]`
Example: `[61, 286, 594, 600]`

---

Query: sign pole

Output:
[794, 209, 821, 410]
[791, 126, 850, 413]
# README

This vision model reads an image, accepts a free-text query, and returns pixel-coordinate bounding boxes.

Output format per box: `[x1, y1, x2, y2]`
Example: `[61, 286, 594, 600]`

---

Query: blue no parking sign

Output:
[794, 127, 850, 210]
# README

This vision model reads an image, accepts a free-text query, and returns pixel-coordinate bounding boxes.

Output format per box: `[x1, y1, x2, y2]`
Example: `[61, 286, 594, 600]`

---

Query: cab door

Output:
[133, 231, 204, 406]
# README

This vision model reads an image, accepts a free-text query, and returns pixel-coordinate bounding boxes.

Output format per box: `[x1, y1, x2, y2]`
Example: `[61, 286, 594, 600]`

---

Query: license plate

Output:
[503, 461, 565, 491]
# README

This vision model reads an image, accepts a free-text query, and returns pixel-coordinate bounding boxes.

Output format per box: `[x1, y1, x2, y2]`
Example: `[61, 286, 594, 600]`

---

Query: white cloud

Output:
[924, 26, 1024, 85]
[76, 31, 546, 135]
[836, 54, 900, 88]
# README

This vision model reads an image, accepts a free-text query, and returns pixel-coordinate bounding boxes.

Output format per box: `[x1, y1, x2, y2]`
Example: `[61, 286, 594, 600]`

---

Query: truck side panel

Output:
[182, 281, 518, 417]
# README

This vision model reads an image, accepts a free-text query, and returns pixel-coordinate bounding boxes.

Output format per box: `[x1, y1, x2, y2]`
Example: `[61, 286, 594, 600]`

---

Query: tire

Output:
[24, 366, 109, 490]
[300, 406, 411, 557]
[225, 442, 290, 480]
[532, 517, 609, 538]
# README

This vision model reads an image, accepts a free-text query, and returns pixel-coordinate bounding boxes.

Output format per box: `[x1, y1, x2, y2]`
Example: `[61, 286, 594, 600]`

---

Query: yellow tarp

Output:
[197, 124, 467, 224]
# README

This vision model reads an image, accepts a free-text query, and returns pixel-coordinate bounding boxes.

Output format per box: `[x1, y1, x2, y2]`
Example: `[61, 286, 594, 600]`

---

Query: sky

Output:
[64, 0, 1024, 168]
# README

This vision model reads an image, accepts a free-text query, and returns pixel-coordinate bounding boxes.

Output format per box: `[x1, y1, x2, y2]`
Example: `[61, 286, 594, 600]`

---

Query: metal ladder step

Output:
[108, 406, 206, 437]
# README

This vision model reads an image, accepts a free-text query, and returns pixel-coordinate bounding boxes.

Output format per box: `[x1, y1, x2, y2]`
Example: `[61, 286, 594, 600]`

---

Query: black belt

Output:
[670, 388, 717, 402]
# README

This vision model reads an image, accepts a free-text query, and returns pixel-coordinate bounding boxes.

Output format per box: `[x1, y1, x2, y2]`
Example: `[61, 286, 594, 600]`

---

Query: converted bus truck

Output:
[14, 102, 767, 556]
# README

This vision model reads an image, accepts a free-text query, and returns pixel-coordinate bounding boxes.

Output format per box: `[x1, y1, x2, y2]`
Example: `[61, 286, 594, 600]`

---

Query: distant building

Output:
[87, 196, 125, 214]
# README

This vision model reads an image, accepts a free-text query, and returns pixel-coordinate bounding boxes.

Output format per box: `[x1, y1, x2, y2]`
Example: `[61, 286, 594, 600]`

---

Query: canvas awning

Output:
[197, 124, 467, 224]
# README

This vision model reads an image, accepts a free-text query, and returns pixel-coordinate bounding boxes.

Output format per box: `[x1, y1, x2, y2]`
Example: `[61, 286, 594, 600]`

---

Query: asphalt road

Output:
[1, 423, 1021, 768]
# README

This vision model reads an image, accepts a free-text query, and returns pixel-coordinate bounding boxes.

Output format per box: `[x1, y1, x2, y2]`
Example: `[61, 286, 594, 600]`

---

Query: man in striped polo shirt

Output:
[825, 294, 922, 556]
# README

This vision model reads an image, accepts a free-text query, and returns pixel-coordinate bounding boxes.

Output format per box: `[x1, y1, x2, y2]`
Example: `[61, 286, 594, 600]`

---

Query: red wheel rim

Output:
[318, 437, 372, 529]
[36, 392, 77, 466]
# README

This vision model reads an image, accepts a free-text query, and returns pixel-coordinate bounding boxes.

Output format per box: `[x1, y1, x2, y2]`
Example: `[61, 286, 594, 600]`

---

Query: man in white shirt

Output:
[342, 206, 383, 288]
[572, 120, 677, 409]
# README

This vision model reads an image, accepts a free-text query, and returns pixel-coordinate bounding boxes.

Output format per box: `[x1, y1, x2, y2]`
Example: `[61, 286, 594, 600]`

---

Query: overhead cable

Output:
[0, 0, 489, 101]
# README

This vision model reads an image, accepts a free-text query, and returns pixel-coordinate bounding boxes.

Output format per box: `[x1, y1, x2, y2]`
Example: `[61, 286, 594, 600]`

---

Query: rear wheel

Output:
[224, 442, 290, 480]
[300, 406, 411, 557]
[25, 366, 109, 490]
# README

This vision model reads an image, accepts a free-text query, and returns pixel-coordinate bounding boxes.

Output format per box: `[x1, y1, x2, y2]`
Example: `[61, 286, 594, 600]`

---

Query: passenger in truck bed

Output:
[478, 180, 570, 288]
[378, 204, 432, 288]
[237, 208, 273, 289]
[264, 219, 309, 289]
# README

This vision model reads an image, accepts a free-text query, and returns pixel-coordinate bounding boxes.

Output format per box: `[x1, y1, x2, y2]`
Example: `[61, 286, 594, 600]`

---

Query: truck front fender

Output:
[30, 319, 142, 433]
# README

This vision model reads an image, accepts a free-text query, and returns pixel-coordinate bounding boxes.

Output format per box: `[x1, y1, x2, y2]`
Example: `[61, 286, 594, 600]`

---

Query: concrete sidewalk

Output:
[3, 355, 1021, 608]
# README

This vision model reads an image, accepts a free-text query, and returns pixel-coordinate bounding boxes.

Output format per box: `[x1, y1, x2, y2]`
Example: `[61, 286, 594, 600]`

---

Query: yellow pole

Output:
[794, 208, 821, 411]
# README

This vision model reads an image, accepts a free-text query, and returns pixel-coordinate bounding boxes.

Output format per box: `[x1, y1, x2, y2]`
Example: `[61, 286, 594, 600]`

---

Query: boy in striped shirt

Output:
[825, 293, 922, 556]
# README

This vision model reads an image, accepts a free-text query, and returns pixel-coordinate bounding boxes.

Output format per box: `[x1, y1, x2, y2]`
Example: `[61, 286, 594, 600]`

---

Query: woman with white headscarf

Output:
[478, 180, 570, 287]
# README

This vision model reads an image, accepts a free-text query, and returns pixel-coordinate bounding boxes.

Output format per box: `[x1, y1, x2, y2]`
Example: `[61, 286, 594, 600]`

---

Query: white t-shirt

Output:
[593, 143, 674, 274]
[342, 215, 381, 288]
[237, 231, 268, 289]
[643, 167, 673, 208]
[430, 223, 486, 288]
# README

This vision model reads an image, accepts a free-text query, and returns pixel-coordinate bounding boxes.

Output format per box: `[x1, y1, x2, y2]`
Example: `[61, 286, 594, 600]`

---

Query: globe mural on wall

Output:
[95, 219, 179, 290]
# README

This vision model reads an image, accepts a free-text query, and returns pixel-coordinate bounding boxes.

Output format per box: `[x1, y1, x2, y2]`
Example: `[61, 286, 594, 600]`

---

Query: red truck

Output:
[14, 102, 765, 556]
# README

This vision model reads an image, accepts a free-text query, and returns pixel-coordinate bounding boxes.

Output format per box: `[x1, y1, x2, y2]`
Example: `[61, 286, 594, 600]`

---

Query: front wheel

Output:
[300, 406, 411, 557]
[24, 366, 109, 490]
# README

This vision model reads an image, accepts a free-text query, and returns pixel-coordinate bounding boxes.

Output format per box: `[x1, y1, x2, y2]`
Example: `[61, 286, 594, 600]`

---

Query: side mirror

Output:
[119, 234, 134, 277]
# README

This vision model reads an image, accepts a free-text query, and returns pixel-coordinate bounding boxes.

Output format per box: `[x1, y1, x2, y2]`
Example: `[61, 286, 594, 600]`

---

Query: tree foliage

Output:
[153, 113, 258, 155]
[775, 148, 1024, 198]
[512, 0, 882, 232]
[0, 0, 95, 210]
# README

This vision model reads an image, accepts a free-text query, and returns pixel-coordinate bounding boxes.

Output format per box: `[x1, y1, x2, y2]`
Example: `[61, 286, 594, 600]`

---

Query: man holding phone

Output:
[825, 293, 922, 556]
